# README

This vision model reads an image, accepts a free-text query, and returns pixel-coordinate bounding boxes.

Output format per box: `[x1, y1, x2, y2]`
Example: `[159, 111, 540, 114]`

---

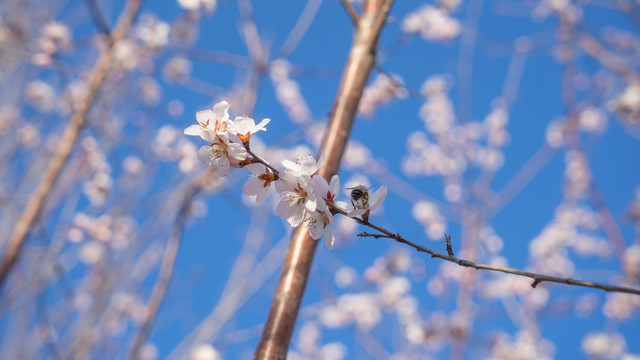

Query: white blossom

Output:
[184, 101, 232, 142]
[402, 5, 461, 41]
[178, 0, 217, 12]
[275, 171, 317, 227]
[282, 153, 324, 178]
[308, 212, 335, 250]
[197, 137, 246, 176]
[231, 115, 270, 142]
[136, 14, 170, 49]
[242, 163, 276, 202]
[188, 344, 221, 360]
[412, 200, 447, 240]
[306, 174, 340, 249]
[582, 332, 626, 359]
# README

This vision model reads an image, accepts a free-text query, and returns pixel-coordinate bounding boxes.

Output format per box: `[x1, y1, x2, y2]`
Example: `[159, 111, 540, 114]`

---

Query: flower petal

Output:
[233, 116, 254, 134]
[312, 176, 329, 198]
[253, 118, 270, 132]
[276, 200, 290, 219]
[276, 171, 297, 190]
[287, 205, 305, 227]
[228, 142, 247, 160]
[334, 201, 351, 212]
[305, 197, 317, 213]
[246, 163, 266, 175]
[196, 109, 214, 125]
[329, 175, 340, 195]
[198, 146, 213, 165]
[299, 155, 318, 176]
[255, 186, 269, 203]
[282, 159, 301, 176]
[218, 157, 230, 176]
[324, 226, 334, 250]
[212, 101, 229, 119]
[326, 211, 334, 226]
[184, 124, 202, 136]
[348, 209, 367, 218]
[274, 179, 290, 193]
[243, 178, 263, 197]
[308, 217, 324, 240]
[369, 185, 387, 211]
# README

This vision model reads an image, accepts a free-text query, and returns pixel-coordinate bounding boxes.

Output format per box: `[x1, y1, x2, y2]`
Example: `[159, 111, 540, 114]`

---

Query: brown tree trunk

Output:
[254, 1, 394, 358]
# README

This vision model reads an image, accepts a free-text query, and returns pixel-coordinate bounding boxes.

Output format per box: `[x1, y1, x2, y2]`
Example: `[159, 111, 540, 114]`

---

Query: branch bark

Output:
[254, 1, 394, 358]
[357, 225, 640, 295]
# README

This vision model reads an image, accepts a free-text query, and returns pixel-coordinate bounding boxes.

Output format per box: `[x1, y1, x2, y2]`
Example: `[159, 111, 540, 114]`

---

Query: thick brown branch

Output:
[0, 0, 143, 290]
[254, 1, 394, 359]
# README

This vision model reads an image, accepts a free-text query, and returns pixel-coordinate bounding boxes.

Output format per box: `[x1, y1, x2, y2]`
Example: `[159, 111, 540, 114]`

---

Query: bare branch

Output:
[84, 0, 112, 35]
[278, 0, 323, 58]
[578, 33, 640, 84]
[354, 227, 640, 295]
[125, 170, 210, 360]
[340, 0, 360, 26]
[254, 1, 395, 358]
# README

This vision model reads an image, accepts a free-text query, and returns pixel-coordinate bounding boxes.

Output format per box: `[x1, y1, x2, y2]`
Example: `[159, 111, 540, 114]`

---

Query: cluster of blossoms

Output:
[401, 3, 461, 42]
[184, 101, 387, 249]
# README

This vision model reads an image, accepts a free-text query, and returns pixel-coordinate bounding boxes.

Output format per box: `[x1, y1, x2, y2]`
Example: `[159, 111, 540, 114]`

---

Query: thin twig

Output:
[373, 64, 423, 98]
[277, 0, 323, 58]
[445, 233, 454, 257]
[355, 226, 640, 295]
[339, 0, 360, 26]
[578, 33, 640, 84]
[125, 170, 209, 360]
[245, 147, 280, 180]
[84, 0, 112, 35]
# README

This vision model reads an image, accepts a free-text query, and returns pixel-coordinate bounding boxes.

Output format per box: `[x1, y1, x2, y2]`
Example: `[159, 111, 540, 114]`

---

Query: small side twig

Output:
[245, 146, 280, 180]
[445, 233, 454, 257]
[125, 170, 209, 360]
[339, 0, 360, 26]
[84, 0, 112, 35]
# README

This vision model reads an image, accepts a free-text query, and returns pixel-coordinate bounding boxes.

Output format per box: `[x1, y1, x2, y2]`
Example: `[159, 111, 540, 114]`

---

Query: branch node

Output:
[531, 279, 542, 288]
[458, 260, 473, 267]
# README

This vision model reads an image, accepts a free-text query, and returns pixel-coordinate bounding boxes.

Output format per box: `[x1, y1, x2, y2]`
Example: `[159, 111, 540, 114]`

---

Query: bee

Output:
[349, 185, 370, 210]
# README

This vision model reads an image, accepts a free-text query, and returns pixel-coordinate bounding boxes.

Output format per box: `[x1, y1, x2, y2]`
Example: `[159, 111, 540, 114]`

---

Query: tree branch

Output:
[354, 227, 640, 295]
[254, 1, 394, 358]
[339, 0, 360, 26]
